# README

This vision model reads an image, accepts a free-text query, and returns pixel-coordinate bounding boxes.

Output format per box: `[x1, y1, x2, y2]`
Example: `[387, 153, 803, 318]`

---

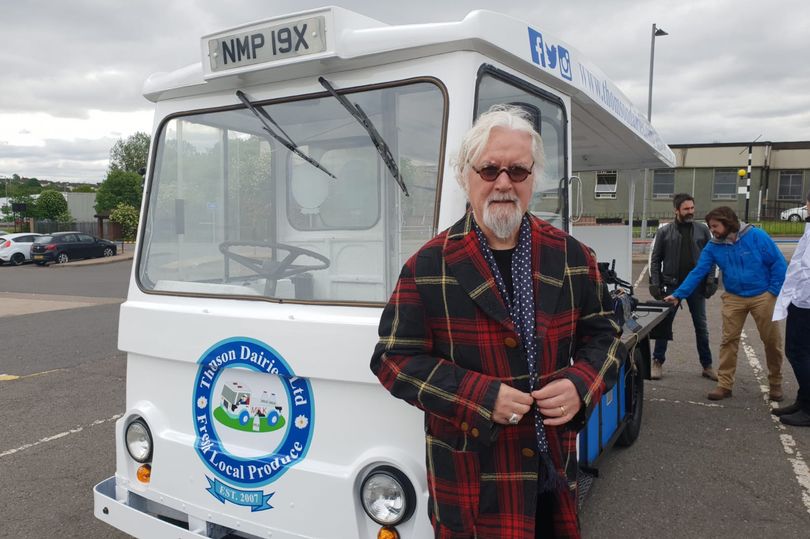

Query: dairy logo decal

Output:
[193, 337, 314, 511]
[528, 27, 572, 81]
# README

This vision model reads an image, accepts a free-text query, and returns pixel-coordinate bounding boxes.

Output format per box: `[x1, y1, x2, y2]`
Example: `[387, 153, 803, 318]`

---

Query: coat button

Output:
[460, 422, 469, 432]
[471, 428, 480, 438]
[522, 448, 536, 458]
[504, 337, 518, 348]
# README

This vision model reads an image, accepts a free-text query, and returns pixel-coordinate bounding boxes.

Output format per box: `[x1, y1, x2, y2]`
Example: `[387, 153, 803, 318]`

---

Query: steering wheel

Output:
[219, 241, 330, 296]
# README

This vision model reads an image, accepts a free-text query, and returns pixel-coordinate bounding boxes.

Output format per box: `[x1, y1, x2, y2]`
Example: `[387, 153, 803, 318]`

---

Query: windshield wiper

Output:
[235, 90, 335, 179]
[318, 77, 409, 196]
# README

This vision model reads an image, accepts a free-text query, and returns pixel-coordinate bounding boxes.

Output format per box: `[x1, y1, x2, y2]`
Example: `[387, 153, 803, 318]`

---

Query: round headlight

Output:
[360, 466, 415, 526]
[125, 418, 153, 463]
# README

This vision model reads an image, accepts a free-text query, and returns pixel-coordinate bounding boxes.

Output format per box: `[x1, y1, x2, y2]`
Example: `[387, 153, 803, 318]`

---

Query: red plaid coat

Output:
[371, 213, 624, 538]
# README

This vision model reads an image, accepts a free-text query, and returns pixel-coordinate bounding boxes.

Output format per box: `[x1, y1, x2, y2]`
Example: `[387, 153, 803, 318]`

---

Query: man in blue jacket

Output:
[665, 206, 786, 401]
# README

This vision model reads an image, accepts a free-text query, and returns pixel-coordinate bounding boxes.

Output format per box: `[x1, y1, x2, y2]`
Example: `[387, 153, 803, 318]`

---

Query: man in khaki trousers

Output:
[665, 206, 786, 401]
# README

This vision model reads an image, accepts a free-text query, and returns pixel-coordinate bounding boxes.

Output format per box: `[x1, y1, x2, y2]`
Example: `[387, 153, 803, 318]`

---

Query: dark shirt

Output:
[677, 221, 695, 283]
[492, 247, 515, 302]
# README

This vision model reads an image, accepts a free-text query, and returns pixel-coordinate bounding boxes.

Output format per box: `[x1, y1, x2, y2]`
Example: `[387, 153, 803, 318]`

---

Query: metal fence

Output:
[34, 220, 121, 239]
[0, 220, 123, 239]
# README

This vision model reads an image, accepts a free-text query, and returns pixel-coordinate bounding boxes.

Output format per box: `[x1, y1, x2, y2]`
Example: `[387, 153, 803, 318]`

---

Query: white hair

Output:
[453, 104, 545, 195]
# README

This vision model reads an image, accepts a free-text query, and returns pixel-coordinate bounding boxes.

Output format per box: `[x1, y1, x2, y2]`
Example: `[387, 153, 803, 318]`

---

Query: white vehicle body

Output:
[780, 205, 808, 222]
[94, 7, 674, 539]
[0, 232, 42, 265]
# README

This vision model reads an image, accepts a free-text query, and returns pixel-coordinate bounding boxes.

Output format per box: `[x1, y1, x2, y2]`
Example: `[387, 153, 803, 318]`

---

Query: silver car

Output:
[0, 232, 42, 265]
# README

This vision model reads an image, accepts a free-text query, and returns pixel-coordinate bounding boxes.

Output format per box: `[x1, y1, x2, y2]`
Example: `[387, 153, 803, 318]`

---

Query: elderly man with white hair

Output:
[371, 105, 624, 539]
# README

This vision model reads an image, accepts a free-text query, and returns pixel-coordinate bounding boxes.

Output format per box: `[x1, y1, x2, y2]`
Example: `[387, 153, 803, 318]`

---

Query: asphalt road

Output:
[1, 257, 808, 538]
[0, 260, 130, 539]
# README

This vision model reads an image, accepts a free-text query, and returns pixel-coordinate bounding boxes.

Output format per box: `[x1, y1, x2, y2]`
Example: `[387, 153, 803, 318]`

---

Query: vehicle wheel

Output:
[617, 348, 645, 447]
[103, 247, 114, 257]
[10, 253, 25, 266]
[57, 252, 69, 264]
[788, 214, 802, 222]
[266, 410, 280, 426]
[238, 410, 251, 426]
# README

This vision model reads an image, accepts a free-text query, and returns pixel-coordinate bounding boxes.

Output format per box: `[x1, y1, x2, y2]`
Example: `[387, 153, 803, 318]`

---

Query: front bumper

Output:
[94, 476, 209, 539]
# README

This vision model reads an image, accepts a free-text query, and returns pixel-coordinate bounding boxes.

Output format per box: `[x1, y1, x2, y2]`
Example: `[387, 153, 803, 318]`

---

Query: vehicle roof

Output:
[1, 232, 41, 239]
[144, 8, 674, 171]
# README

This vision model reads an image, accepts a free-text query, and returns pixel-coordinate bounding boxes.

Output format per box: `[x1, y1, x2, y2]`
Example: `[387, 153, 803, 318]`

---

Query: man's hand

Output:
[531, 378, 581, 426]
[663, 294, 679, 305]
[493, 383, 534, 425]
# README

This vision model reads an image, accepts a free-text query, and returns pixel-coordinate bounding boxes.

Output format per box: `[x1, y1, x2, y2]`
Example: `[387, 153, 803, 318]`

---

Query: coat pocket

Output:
[425, 435, 481, 533]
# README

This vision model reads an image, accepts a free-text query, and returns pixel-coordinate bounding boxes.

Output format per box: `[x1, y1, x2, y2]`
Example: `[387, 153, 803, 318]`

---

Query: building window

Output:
[712, 168, 738, 200]
[778, 170, 803, 200]
[594, 170, 617, 199]
[652, 169, 675, 199]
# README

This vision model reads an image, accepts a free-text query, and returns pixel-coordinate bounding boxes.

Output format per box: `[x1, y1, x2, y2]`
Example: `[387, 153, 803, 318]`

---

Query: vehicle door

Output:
[474, 66, 569, 230]
[77, 234, 98, 258]
[59, 234, 80, 259]
[15, 234, 38, 260]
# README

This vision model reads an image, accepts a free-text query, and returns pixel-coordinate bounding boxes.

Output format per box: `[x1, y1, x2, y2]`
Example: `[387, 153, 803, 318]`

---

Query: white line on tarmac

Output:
[741, 329, 810, 515]
[0, 414, 122, 459]
[647, 397, 724, 408]
[634, 262, 649, 291]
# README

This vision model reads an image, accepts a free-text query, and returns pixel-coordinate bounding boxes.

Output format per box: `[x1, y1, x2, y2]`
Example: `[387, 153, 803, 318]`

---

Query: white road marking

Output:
[0, 414, 122, 459]
[634, 262, 649, 291]
[647, 397, 724, 408]
[741, 329, 810, 515]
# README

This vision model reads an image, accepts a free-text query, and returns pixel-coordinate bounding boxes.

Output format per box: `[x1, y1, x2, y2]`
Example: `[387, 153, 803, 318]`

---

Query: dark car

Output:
[31, 232, 117, 265]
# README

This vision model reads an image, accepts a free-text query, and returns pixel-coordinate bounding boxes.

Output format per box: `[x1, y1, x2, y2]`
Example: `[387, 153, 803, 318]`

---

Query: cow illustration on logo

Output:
[193, 337, 314, 511]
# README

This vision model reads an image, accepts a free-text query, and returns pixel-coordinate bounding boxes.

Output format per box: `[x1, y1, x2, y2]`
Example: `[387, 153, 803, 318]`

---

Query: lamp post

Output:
[640, 23, 668, 242]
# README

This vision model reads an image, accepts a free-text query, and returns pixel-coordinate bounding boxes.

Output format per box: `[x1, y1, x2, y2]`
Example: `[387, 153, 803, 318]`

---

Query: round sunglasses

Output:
[471, 162, 534, 183]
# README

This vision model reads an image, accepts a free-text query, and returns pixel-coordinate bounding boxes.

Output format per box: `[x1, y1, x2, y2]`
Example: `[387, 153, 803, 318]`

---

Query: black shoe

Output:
[772, 401, 801, 417]
[780, 409, 810, 427]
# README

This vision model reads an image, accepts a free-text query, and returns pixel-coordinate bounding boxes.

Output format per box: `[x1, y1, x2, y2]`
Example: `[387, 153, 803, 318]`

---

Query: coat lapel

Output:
[530, 216, 565, 344]
[443, 213, 514, 331]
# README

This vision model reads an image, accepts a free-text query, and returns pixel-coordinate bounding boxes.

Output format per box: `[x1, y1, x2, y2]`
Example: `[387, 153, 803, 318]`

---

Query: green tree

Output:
[56, 210, 75, 224]
[73, 184, 96, 193]
[109, 203, 139, 240]
[36, 190, 69, 220]
[95, 170, 143, 215]
[109, 132, 151, 174]
[8, 195, 37, 218]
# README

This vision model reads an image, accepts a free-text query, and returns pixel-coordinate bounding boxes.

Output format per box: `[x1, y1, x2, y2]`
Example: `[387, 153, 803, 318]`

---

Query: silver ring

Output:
[559, 405, 566, 417]
[508, 412, 519, 425]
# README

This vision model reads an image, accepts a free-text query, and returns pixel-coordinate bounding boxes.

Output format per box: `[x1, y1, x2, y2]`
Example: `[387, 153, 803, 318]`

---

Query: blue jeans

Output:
[786, 303, 810, 410]
[654, 290, 712, 367]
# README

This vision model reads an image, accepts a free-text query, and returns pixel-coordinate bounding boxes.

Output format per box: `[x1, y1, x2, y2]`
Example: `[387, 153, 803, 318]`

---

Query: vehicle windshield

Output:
[139, 80, 446, 304]
[34, 236, 53, 243]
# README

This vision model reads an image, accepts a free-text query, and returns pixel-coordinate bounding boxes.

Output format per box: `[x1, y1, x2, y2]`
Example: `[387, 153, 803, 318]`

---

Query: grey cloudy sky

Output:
[0, 0, 807, 183]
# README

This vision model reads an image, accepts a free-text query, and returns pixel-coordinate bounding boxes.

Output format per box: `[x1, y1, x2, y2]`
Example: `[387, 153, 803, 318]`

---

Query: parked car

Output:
[0, 232, 42, 265]
[780, 205, 809, 222]
[31, 232, 117, 265]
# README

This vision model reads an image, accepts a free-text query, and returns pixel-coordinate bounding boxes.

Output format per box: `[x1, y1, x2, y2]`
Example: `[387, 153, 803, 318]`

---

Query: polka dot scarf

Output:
[473, 214, 563, 493]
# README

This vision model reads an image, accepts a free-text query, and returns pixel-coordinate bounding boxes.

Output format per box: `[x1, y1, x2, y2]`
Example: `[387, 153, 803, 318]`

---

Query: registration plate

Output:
[33, 254, 43, 260]
[208, 16, 326, 72]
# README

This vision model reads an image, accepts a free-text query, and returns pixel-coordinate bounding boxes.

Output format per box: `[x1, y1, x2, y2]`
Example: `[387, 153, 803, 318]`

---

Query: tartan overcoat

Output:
[371, 212, 625, 538]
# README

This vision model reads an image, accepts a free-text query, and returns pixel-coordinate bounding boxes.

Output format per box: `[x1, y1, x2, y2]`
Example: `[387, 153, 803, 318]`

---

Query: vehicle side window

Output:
[20, 235, 34, 242]
[61, 234, 78, 243]
[78, 234, 94, 243]
[475, 70, 567, 229]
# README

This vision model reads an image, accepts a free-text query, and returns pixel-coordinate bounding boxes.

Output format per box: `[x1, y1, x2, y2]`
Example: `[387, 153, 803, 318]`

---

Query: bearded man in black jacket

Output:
[648, 193, 718, 381]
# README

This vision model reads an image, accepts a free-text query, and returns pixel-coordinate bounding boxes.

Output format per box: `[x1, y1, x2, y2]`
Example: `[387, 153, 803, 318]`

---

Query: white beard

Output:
[482, 192, 524, 240]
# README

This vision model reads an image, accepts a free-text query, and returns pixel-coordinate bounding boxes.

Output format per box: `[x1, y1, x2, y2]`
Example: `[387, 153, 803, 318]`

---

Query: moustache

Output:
[485, 193, 519, 207]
